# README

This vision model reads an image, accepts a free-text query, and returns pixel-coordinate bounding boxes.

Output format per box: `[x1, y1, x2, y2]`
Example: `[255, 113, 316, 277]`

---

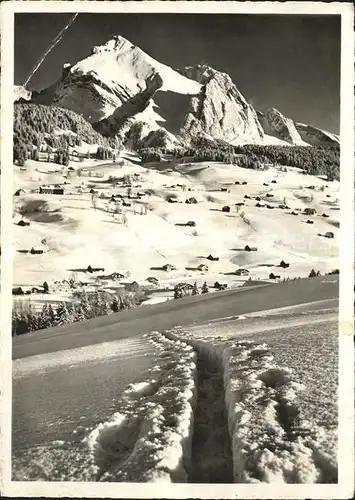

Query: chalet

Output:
[186, 197, 198, 204]
[97, 272, 125, 280]
[271, 180, 277, 184]
[324, 231, 334, 239]
[306, 219, 314, 224]
[245, 245, 258, 252]
[306, 185, 316, 190]
[87, 265, 105, 273]
[279, 260, 290, 269]
[186, 221, 196, 227]
[235, 202, 245, 207]
[221, 187, 228, 192]
[30, 247, 44, 255]
[266, 205, 275, 209]
[278, 204, 287, 210]
[266, 193, 274, 198]
[269, 273, 280, 280]
[290, 211, 298, 216]
[39, 186, 64, 195]
[244, 195, 251, 199]
[214, 282, 228, 290]
[242, 181, 248, 185]
[235, 181, 240, 185]
[263, 183, 269, 186]
[12, 286, 25, 295]
[256, 203, 264, 208]
[146, 277, 159, 285]
[235, 268, 250, 276]
[31, 286, 45, 294]
[14, 189, 26, 196]
[206, 254, 219, 261]
[197, 264, 209, 272]
[255, 197, 262, 201]
[122, 201, 131, 207]
[162, 263, 176, 272]
[168, 197, 178, 203]
[303, 208, 316, 216]
[17, 219, 30, 227]
[222, 205, 231, 213]
[177, 282, 194, 291]
[322, 213, 330, 218]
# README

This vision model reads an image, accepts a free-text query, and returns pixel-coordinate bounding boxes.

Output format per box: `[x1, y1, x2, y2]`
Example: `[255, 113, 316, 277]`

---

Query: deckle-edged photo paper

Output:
[0, 1, 354, 498]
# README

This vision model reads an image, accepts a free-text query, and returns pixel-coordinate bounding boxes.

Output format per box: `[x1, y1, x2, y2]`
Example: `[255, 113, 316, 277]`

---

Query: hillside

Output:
[13, 103, 120, 165]
[11, 148, 339, 324]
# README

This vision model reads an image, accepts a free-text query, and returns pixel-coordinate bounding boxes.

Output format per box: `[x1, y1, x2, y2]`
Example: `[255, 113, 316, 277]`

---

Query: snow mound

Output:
[85, 331, 197, 482]
[166, 327, 337, 484]
[223, 340, 337, 483]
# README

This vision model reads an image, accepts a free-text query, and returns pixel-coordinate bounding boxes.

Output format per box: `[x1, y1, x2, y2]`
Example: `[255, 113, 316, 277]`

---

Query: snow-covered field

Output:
[166, 304, 338, 483]
[12, 332, 197, 482]
[12, 300, 338, 483]
[11, 151, 338, 311]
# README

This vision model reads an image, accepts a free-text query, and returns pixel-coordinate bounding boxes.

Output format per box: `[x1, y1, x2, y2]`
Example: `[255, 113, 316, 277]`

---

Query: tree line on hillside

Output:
[138, 142, 339, 181]
[12, 289, 143, 336]
[13, 103, 120, 165]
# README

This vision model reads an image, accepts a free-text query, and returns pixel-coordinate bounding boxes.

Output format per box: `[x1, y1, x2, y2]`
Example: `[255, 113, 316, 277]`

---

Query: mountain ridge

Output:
[17, 35, 339, 149]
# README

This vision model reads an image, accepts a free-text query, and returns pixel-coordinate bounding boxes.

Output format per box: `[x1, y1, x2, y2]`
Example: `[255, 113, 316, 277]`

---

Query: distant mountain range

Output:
[14, 35, 340, 149]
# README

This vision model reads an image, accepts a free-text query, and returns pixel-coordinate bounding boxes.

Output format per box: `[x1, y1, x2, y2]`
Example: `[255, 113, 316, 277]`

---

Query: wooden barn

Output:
[235, 268, 250, 276]
[162, 263, 176, 272]
[324, 231, 335, 239]
[245, 245, 258, 252]
[303, 208, 316, 216]
[17, 219, 30, 227]
[146, 277, 159, 285]
[39, 186, 64, 195]
[14, 189, 26, 196]
[197, 264, 209, 272]
[30, 247, 44, 255]
[186, 197, 198, 204]
[222, 205, 231, 213]
[206, 254, 219, 261]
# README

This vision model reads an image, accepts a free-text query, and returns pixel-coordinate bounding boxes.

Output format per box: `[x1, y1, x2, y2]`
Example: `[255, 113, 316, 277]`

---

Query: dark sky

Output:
[15, 13, 340, 133]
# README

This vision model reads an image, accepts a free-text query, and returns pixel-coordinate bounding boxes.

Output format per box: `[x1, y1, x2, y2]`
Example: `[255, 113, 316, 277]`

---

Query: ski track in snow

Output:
[167, 307, 338, 483]
[12, 307, 337, 483]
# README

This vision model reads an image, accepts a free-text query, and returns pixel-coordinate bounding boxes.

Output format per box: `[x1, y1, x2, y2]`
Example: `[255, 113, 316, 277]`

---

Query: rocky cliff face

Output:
[180, 65, 264, 145]
[295, 122, 340, 147]
[257, 108, 306, 146]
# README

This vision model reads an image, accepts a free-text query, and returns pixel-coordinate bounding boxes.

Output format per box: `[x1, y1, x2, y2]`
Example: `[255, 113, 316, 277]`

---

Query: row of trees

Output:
[12, 289, 141, 336]
[138, 141, 340, 181]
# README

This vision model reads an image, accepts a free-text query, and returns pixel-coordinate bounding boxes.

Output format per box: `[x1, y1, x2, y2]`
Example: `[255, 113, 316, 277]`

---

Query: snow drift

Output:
[165, 327, 337, 483]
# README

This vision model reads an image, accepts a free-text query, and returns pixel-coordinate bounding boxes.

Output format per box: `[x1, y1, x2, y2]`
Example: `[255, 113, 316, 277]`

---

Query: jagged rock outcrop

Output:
[295, 122, 340, 147]
[257, 108, 306, 146]
[23, 34, 337, 149]
[14, 85, 32, 103]
[180, 65, 264, 145]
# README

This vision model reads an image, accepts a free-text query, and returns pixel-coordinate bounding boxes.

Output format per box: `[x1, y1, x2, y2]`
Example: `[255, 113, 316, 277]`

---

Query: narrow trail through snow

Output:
[188, 351, 233, 483]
